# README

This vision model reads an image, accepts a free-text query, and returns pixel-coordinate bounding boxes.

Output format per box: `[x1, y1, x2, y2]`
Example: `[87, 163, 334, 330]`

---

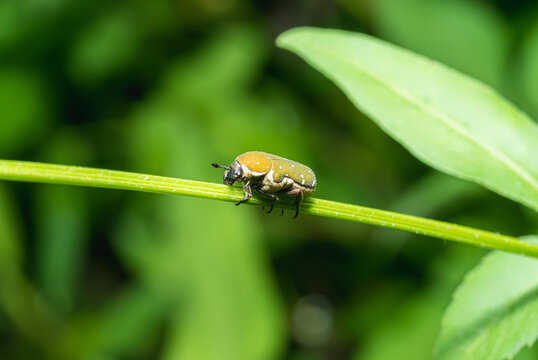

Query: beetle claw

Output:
[235, 198, 250, 206]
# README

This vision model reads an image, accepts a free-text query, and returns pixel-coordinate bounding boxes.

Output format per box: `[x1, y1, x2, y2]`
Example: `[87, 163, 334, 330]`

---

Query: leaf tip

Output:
[275, 26, 314, 49]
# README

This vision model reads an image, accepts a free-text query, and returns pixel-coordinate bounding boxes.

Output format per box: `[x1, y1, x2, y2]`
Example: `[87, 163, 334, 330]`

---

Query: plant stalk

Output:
[1, 160, 537, 258]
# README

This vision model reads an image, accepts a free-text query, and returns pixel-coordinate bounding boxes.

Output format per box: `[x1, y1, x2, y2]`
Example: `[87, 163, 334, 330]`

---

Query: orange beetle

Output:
[212, 151, 316, 218]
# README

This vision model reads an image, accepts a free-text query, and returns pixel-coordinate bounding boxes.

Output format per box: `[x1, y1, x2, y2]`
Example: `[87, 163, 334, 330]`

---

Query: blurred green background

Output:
[1, 0, 538, 359]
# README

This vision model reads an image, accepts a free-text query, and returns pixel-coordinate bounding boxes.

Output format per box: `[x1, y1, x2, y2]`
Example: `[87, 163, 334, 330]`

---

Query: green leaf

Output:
[276, 27, 538, 212]
[434, 236, 538, 360]
[371, 0, 508, 88]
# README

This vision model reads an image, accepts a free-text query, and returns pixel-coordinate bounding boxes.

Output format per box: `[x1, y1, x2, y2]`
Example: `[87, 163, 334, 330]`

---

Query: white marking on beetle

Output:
[291, 164, 295, 168]
[256, 162, 260, 165]
[278, 165, 282, 169]
[301, 179, 305, 184]
[300, 174, 304, 178]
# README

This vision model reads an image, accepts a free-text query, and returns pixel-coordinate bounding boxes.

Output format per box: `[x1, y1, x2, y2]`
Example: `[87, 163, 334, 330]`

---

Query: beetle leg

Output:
[280, 209, 284, 216]
[293, 192, 304, 219]
[266, 195, 279, 214]
[255, 188, 279, 213]
[235, 180, 252, 206]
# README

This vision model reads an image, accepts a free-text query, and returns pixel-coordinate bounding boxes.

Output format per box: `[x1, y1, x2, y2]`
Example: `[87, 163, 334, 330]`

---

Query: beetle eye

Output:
[223, 169, 233, 185]
[233, 162, 243, 177]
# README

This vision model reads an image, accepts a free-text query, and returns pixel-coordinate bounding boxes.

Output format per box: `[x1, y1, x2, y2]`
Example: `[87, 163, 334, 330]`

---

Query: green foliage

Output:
[520, 20, 538, 118]
[371, 0, 508, 88]
[69, 8, 141, 85]
[34, 132, 92, 314]
[278, 26, 538, 359]
[0, 69, 52, 155]
[1, 1, 538, 359]
[277, 27, 538, 212]
[435, 236, 538, 360]
[117, 26, 285, 360]
[355, 246, 484, 360]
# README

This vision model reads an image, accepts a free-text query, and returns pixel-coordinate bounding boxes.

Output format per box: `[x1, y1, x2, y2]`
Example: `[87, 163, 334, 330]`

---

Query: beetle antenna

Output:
[212, 163, 228, 169]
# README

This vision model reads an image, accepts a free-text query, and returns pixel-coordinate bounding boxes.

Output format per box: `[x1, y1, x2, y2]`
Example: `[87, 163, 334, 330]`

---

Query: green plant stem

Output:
[1, 160, 537, 258]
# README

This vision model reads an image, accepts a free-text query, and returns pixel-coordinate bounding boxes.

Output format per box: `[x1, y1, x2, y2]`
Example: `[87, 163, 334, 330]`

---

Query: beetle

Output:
[212, 151, 316, 218]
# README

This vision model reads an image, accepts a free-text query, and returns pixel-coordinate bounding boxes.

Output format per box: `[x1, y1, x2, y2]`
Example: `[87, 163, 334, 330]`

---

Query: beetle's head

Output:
[212, 160, 243, 185]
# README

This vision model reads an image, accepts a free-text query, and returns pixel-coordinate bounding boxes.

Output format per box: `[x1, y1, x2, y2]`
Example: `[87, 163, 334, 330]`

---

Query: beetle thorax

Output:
[240, 164, 253, 178]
